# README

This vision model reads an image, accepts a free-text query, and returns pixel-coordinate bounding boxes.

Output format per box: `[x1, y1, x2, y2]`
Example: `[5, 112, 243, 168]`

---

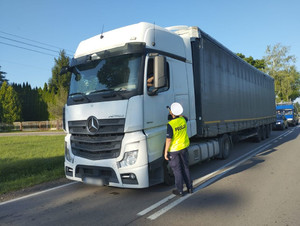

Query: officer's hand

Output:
[164, 153, 169, 161]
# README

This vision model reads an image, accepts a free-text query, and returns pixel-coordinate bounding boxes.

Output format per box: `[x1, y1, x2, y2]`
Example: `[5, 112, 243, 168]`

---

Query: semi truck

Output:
[276, 102, 299, 126]
[61, 22, 276, 188]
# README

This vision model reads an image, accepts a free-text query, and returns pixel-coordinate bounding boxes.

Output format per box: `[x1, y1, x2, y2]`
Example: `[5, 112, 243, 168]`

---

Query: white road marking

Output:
[147, 144, 271, 220]
[0, 182, 78, 206]
[137, 194, 175, 216]
[139, 130, 290, 220]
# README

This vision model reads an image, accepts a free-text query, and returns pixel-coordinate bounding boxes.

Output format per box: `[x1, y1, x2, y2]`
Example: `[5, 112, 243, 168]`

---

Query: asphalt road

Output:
[1, 126, 299, 226]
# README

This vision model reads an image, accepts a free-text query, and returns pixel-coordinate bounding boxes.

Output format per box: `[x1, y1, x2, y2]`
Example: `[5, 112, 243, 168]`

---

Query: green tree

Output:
[263, 43, 300, 102]
[47, 84, 67, 119]
[48, 50, 71, 93]
[236, 53, 266, 71]
[43, 50, 71, 119]
[0, 66, 8, 87]
[295, 102, 300, 114]
[0, 82, 22, 123]
[46, 50, 70, 119]
[295, 102, 300, 113]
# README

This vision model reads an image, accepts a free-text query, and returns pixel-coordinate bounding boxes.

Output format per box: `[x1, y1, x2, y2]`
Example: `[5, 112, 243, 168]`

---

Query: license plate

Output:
[83, 177, 107, 186]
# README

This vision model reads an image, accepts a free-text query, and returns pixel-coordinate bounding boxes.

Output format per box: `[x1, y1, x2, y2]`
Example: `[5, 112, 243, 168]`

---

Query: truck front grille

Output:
[69, 118, 125, 160]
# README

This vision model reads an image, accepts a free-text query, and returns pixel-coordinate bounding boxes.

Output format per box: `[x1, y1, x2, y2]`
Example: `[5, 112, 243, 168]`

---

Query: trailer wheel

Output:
[219, 134, 231, 159]
[163, 160, 175, 186]
[266, 124, 271, 138]
[254, 127, 262, 142]
[261, 126, 266, 140]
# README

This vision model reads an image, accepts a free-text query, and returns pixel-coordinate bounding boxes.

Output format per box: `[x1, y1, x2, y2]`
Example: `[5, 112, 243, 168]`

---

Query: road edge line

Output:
[0, 182, 78, 206]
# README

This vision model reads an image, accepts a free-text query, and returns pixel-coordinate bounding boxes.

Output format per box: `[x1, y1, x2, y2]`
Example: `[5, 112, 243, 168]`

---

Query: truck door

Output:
[143, 55, 174, 164]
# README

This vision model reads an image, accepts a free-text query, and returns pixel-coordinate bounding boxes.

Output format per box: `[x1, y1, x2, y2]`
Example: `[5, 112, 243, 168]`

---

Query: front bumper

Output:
[65, 162, 149, 188]
[64, 131, 150, 188]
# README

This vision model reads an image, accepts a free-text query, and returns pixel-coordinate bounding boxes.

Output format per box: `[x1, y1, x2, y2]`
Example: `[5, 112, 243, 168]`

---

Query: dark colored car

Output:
[273, 115, 288, 130]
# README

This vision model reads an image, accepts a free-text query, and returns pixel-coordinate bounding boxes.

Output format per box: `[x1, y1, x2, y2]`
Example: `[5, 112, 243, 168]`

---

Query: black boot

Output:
[187, 187, 193, 194]
[172, 189, 183, 197]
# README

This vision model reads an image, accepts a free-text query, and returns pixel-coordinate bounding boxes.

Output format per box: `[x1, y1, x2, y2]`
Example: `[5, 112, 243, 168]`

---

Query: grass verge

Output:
[0, 135, 65, 195]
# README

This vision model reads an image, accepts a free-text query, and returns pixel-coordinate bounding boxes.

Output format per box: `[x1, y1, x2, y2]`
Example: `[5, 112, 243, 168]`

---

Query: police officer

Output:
[164, 102, 193, 196]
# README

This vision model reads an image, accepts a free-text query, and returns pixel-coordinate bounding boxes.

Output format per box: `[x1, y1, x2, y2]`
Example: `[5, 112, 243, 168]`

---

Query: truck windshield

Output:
[277, 109, 293, 115]
[69, 53, 142, 102]
[284, 110, 293, 115]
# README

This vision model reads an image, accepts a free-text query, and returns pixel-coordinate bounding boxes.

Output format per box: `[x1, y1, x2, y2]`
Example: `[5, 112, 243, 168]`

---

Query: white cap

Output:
[170, 102, 183, 116]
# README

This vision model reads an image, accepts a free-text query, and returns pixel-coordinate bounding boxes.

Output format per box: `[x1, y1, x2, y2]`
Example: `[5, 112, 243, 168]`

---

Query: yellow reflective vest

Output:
[168, 117, 190, 152]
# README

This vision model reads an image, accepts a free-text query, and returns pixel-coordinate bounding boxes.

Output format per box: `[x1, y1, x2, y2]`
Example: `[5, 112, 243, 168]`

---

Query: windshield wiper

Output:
[88, 89, 114, 95]
[89, 88, 128, 99]
[69, 92, 91, 102]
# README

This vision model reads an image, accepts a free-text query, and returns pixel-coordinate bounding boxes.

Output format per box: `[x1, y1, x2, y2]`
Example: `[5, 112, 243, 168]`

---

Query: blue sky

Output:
[1, 0, 300, 90]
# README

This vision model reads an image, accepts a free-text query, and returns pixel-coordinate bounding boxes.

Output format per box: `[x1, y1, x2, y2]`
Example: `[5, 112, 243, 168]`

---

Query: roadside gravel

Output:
[0, 131, 65, 136]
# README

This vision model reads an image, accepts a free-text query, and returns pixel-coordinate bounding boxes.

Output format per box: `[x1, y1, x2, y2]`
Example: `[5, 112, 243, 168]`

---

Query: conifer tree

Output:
[0, 82, 22, 123]
[47, 50, 70, 119]
[49, 50, 71, 93]
[0, 66, 8, 87]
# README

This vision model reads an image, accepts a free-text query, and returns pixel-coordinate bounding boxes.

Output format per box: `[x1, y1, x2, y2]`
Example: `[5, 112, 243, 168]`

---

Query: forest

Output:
[0, 50, 70, 124]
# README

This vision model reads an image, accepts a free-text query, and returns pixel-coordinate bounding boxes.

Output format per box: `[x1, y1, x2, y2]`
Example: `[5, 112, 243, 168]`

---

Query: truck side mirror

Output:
[60, 66, 70, 75]
[154, 56, 167, 88]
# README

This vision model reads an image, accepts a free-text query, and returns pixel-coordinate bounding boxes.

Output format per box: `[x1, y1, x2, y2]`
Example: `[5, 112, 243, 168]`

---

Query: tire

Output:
[261, 126, 266, 140]
[219, 134, 231, 159]
[266, 124, 271, 138]
[254, 127, 262, 142]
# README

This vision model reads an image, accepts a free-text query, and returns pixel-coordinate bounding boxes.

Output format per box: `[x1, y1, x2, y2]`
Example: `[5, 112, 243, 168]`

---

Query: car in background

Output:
[273, 114, 288, 130]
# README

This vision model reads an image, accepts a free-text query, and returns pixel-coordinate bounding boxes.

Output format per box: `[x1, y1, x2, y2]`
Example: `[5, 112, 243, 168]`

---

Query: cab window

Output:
[146, 58, 170, 94]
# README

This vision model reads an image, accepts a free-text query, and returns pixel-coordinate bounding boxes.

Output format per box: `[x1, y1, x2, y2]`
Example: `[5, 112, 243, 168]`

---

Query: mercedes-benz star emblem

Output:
[87, 116, 100, 135]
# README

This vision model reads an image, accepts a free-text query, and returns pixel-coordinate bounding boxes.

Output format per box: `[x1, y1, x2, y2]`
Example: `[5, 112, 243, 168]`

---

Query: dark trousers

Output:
[169, 148, 192, 192]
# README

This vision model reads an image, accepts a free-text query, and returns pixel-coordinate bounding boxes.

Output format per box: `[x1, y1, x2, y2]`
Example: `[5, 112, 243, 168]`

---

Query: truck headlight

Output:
[118, 150, 138, 168]
[65, 142, 74, 163]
